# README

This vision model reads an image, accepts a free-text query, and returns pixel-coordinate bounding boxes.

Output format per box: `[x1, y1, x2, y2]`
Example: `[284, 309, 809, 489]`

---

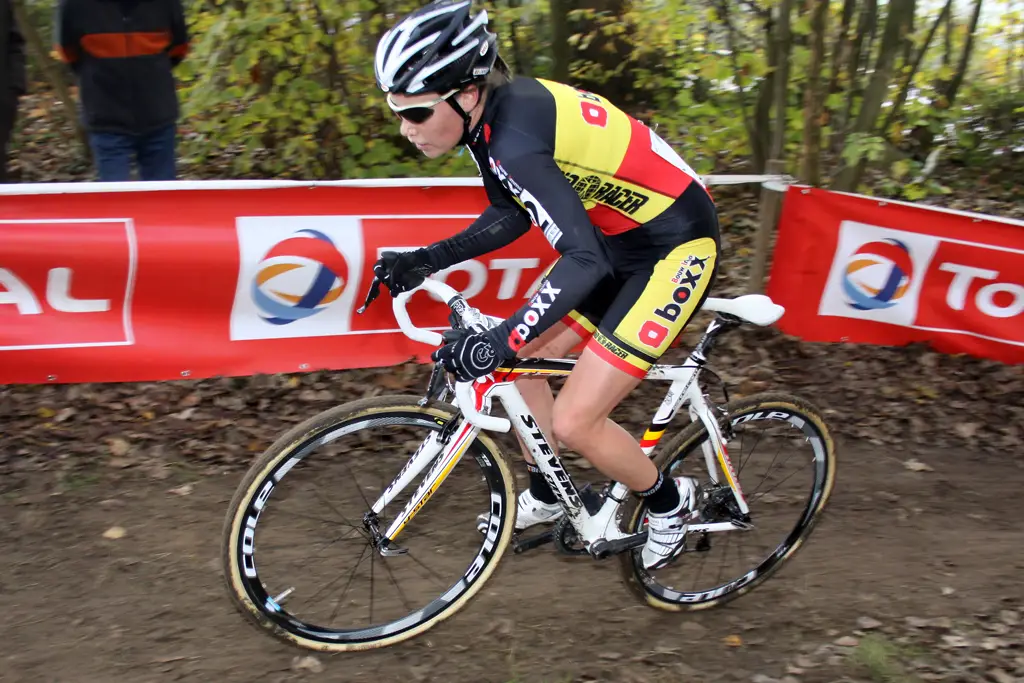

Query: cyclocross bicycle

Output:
[222, 277, 836, 652]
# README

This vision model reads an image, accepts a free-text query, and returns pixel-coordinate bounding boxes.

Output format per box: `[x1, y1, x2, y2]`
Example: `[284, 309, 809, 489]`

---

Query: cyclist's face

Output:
[390, 89, 475, 158]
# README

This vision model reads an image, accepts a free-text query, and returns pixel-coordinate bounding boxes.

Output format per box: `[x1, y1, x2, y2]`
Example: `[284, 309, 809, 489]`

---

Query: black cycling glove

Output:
[373, 249, 435, 297]
[431, 329, 506, 382]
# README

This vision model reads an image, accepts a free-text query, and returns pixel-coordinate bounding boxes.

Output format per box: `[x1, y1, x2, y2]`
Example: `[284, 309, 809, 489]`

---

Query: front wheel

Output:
[222, 395, 517, 651]
[619, 392, 836, 611]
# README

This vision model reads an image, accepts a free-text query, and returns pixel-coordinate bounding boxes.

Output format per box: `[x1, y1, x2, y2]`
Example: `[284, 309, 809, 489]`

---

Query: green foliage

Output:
[29, 0, 1020, 187]
[177, 0, 477, 179]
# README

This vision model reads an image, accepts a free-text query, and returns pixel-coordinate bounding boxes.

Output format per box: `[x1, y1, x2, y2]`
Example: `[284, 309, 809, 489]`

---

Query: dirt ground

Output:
[2, 431, 1022, 683]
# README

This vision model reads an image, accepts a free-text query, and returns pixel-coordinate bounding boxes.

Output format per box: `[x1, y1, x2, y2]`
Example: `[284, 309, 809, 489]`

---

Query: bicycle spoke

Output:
[369, 545, 376, 625]
[256, 529, 365, 553]
[344, 456, 375, 513]
[404, 550, 451, 589]
[748, 443, 786, 497]
[750, 463, 806, 500]
[379, 556, 415, 615]
[276, 507, 364, 530]
[312, 484, 362, 531]
[737, 425, 767, 476]
[327, 543, 371, 627]
[310, 542, 369, 608]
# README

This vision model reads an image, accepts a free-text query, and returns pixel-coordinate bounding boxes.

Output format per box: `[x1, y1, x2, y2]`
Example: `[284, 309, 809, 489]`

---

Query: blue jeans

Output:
[89, 125, 177, 181]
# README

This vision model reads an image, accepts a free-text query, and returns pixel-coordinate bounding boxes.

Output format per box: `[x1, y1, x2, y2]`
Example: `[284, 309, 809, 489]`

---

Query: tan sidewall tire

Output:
[221, 395, 517, 651]
[619, 392, 836, 612]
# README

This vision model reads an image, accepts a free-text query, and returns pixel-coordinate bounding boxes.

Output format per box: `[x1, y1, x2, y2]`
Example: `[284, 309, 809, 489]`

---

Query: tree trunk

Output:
[503, 0, 532, 76]
[832, 0, 916, 191]
[550, 0, 571, 81]
[943, 0, 984, 107]
[881, 0, 952, 137]
[900, 5, 916, 68]
[10, 0, 90, 160]
[719, 0, 757, 171]
[826, 0, 857, 96]
[769, 0, 793, 161]
[800, 0, 828, 185]
[943, 5, 953, 67]
[832, 0, 877, 154]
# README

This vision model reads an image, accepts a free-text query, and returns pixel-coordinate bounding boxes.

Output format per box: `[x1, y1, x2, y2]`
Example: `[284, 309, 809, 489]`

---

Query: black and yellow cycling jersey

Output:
[421, 76, 720, 374]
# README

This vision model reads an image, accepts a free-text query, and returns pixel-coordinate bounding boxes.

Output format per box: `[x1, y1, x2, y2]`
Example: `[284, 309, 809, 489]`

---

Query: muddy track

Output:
[2, 435, 1022, 683]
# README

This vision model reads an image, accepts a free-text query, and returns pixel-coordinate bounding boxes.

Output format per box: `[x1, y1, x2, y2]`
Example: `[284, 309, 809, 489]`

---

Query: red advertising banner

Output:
[0, 182, 557, 384]
[767, 186, 1024, 364]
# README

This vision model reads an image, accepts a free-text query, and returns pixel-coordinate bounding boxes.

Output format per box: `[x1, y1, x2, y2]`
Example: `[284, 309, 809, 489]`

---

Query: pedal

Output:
[476, 512, 556, 553]
[512, 529, 554, 554]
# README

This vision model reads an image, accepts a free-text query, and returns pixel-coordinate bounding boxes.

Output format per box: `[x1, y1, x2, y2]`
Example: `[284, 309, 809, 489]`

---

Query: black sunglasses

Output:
[387, 89, 459, 124]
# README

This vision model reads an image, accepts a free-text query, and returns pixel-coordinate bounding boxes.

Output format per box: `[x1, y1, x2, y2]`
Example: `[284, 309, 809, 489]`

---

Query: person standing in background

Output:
[0, 0, 26, 183]
[54, 0, 189, 182]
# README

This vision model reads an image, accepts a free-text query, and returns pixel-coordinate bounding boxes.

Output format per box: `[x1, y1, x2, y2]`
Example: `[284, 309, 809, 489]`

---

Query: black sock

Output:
[637, 472, 681, 515]
[527, 463, 558, 504]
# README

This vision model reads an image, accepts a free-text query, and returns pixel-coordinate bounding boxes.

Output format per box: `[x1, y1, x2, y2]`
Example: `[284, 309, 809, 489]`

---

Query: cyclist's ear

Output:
[458, 84, 482, 111]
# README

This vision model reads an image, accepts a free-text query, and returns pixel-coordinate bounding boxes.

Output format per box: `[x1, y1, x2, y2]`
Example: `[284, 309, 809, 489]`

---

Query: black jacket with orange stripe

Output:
[55, 0, 188, 135]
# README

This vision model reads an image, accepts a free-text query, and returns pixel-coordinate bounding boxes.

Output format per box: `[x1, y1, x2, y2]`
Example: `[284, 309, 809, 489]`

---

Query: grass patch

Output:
[849, 634, 926, 683]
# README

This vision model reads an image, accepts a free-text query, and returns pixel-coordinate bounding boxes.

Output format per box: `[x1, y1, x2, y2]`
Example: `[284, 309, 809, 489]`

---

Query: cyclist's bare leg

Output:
[512, 322, 583, 465]
[551, 347, 658, 491]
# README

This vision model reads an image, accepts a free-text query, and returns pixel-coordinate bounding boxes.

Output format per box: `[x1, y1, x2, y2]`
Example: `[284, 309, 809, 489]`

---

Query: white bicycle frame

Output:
[369, 279, 785, 552]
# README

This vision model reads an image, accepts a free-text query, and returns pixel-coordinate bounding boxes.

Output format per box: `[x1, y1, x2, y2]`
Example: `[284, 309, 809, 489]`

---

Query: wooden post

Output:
[747, 159, 786, 294]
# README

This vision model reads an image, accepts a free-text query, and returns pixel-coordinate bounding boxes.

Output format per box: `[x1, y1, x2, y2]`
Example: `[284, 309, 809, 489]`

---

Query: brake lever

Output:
[356, 277, 382, 314]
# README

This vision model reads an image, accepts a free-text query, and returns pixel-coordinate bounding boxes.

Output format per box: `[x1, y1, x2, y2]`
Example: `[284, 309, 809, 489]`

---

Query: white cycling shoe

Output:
[477, 489, 563, 534]
[514, 489, 564, 530]
[641, 476, 701, 570]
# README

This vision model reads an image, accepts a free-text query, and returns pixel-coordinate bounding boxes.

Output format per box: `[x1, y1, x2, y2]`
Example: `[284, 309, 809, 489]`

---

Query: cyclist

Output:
[372, 0, 720, 569]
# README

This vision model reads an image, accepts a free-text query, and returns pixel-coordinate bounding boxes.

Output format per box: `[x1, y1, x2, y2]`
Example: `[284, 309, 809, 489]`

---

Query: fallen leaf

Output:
[999, 610, 1020, 626]
[107, 438, 130, 457]
[102, 526, 126, 539]
[988, 668, 1015, 683]
[54, 407, 76, 423]
[723, 634, 743, 647]
[941, 634, 970, 648]
[291, 655, 323, 673]
[856, 616, 882, 630]
[37, 407, 56, 418]
[178, 393, 201, 408]
[141, 410, 156, 420]
[955, 422, 980, 439]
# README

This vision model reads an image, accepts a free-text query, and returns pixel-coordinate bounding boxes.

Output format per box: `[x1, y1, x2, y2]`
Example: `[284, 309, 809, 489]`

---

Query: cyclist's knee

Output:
[551, 401, 599, 450]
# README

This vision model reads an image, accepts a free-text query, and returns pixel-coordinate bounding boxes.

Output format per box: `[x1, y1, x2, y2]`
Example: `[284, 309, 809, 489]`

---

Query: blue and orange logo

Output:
[842, 238, 914, 311]
[251, 229, 349, 325]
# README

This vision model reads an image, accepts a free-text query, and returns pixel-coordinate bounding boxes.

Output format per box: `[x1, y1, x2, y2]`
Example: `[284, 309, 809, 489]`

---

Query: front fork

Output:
[643, 367, 750, 517]
[366, 371, 480, 552]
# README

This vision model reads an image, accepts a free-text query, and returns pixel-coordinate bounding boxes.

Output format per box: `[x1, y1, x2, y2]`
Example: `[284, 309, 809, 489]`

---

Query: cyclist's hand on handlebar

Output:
[373, 250, 434, 297]
[431, 329, 504, 382]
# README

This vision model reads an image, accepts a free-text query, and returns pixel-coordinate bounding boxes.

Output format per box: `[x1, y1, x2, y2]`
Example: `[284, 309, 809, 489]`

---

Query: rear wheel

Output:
[222, 395, 517, 651]
[619, 392, 836, 611]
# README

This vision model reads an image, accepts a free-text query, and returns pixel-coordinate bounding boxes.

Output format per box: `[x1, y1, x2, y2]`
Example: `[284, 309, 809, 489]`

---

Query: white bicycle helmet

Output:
[374, 0, 499, 96]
